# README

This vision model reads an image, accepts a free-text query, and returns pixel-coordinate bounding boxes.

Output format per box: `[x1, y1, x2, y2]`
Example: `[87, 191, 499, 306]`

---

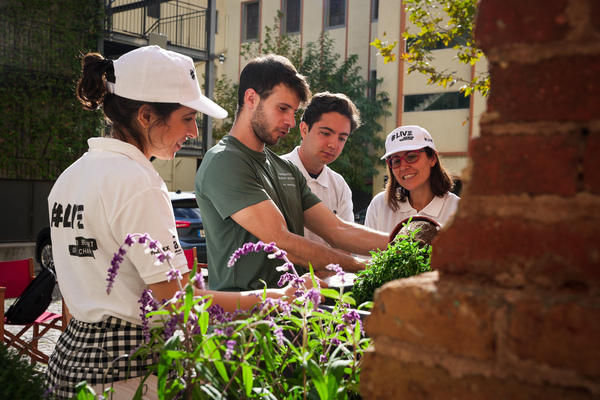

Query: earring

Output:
[395, 186, 402, 200]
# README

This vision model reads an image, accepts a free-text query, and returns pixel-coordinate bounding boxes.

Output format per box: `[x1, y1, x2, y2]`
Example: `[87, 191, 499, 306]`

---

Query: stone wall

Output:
[361, 0, 600, 398]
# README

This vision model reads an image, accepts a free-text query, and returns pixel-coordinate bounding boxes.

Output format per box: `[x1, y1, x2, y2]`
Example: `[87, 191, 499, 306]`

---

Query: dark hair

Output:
[236, 54, 310, 117]
[76, 52, 181, 155]
[384, 147, 454, 211]
[301, 92, 361, 133]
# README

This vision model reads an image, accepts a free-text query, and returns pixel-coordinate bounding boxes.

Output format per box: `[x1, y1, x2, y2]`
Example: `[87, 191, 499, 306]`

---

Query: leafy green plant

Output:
[52, 235, 370, 400]
[352, 225, 432, 305]
[0, 344, 46, 400]
[0, 1, 102, 180]
[371, 0, 489, 97]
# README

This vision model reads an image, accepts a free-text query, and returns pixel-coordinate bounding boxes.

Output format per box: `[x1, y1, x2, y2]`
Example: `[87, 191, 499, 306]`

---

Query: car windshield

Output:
[172, 199, 202, 219]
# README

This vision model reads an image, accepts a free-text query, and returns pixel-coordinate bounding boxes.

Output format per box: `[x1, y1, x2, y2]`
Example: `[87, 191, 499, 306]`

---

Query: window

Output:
[283, 0, 301, 34]
[368, 70, 377, 101]
[325, 0, 345, 29]
[404, 92, 471, 112]
[372, 0, 379, 22]
[406, 34, 468, 51]
[242, 1, 260, 42]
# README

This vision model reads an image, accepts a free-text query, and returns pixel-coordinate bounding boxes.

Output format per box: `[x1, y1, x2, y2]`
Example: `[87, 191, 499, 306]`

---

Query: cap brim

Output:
[380, 145, 424, 160]
[182, 95, 228, 119]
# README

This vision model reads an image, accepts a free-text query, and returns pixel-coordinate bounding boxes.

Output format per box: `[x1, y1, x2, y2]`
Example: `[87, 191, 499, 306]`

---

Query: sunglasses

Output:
[386, 150, 425, 169]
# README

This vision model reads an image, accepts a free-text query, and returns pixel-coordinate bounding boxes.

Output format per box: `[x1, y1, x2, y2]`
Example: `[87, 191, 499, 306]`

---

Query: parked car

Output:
[34, 191, 207, 270]
[169, 191, 207, 264]
[354, 208, 367, 225]
[35, 227, 54, 271]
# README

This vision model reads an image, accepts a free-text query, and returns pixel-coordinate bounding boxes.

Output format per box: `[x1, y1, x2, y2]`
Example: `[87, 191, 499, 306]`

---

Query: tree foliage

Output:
[371, 0, 489, 97]
[0, 0, 103, 180]
[213, 12, 390, 192]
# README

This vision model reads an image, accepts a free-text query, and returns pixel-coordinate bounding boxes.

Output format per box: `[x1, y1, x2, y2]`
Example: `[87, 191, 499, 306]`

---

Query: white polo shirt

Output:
[365, 191, 460, 234]
[281, 147, 354, 246]
[49, 138, 188, 325]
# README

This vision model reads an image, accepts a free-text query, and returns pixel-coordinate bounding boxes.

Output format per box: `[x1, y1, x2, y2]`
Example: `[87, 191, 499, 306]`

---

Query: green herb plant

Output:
[0, 344, 47, 400]
[352, 223, 432, 305]
[56, 235, 370, 400]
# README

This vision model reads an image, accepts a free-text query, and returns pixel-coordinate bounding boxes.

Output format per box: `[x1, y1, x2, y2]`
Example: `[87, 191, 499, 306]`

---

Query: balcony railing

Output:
[105, 0, 208, 52]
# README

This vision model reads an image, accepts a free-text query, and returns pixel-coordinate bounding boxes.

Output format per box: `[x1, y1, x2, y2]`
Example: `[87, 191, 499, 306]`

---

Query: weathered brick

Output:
[584, 130, 600, 193]
[433, 217, 600, 290]
[361, 357, 597, 400]
[486, 57, 600, 122]
[468, 135, 579, 196]
[475, 0, 569, 49]
[592, 0, 600, 32]
[365, 273, 497, 360]
[509, 297, 600, 377]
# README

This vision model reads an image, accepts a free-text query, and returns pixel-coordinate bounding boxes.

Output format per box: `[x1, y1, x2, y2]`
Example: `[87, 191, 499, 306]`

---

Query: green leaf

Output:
[304, 359, 328, 399]
[242, 364, 254, 397]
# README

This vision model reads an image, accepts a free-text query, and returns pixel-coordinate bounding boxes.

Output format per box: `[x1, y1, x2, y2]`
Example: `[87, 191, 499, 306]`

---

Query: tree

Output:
[0, 0, 102, 180]
[213, 13, 390, 192]
[371, 0, 489, 97]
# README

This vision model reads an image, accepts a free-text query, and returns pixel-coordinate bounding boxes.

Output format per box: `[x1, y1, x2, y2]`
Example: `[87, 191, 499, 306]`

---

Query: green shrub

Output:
[0, 345, 46, 399]
[352, 226, 432, 305]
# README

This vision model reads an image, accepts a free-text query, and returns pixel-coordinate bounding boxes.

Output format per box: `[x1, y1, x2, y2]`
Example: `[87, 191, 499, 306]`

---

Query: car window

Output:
[172, 199, 202, 219]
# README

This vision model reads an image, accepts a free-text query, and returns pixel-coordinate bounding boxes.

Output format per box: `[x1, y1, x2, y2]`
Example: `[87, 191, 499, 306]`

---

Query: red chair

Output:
[183, 248, 208, 288]
[0, 258, 66, 365]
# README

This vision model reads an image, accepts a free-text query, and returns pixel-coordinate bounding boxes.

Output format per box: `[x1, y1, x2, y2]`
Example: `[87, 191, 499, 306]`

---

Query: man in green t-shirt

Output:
[196, 55, 389, 292]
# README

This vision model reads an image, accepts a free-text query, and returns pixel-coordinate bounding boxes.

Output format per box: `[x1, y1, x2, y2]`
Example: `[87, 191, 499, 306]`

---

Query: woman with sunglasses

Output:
[364, 125, 459, 234]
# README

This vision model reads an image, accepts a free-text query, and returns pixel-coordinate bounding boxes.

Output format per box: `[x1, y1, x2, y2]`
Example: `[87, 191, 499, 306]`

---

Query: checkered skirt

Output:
[45, 316, 157, 399]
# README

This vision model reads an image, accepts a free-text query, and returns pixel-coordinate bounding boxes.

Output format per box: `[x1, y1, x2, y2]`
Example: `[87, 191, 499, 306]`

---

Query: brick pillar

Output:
[361, 0, 600, 398]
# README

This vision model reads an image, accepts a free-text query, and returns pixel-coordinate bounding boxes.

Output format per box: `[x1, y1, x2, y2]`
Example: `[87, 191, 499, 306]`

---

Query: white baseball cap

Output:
[106, 45, 227, 119]
[381, 125, 436, 159]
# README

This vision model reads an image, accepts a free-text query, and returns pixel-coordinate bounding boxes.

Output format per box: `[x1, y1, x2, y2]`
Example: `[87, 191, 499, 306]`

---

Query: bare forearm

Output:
[318, 222, 389, 256]
[279, 232, 370, 273]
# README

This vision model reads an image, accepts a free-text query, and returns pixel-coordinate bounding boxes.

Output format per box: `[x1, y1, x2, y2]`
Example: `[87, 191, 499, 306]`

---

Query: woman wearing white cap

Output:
[45, 46, 320, 397]
[365, 125, 460, 234]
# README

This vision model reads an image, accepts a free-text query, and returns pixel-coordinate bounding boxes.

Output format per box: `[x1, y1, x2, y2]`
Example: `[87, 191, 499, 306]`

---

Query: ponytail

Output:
[76, 53, 114, 111]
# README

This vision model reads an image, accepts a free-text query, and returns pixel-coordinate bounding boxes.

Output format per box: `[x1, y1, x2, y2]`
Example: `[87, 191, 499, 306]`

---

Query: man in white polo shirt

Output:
[282, 92, 361, 246]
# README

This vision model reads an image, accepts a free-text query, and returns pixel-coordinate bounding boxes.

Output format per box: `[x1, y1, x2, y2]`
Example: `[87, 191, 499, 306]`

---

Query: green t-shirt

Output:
[195, 135, 321, 291]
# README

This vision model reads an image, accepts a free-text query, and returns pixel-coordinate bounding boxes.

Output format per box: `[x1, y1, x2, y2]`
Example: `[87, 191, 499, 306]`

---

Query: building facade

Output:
[159, 0, 486, 196]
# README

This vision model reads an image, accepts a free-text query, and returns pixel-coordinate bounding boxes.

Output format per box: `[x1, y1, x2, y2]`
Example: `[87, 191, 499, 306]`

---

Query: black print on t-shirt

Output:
[51, 202, 84, 229]
[69, 237, 98, 258]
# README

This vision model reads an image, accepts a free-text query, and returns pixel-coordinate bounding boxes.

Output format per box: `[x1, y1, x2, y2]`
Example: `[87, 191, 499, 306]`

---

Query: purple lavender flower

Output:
[268, 249, 287, 260]
[320, 354, 328, 363]
[191, 272, 206, 290]
[107, 248, 126, 294]
[326, 263, 346, 284]
[208, 304, 233, 324]
[124, 234, 137, 246]
[42, 383, 59, 399]
[278, 273, 306, 289]
[173, 290, 185, 301]
[304, 288, 322, 308]
[166, 269, 182, 282]
[272, 324, 285, 347]
[164, 312, 182, 340]
[331, 337, 341, 346]
[137, 233, 150, 245]
[224, 339, 236, 361]
[156, 251, 173, 265]
[340, 309, 364, 335]
[138, 289, 158, 342]
[277, 272, 297, 287]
